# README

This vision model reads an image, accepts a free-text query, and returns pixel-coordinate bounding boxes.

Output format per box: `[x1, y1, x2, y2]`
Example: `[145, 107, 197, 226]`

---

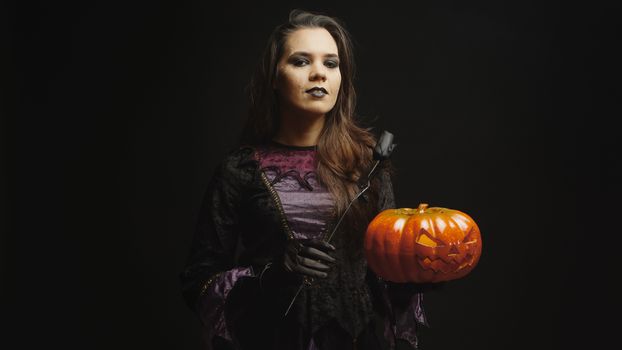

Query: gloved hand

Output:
[259, 238, 337, 289]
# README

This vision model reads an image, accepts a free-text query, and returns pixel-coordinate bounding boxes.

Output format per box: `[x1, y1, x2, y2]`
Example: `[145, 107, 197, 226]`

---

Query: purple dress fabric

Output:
[255, 141, 334, 240]
[384, 290, 428, 349]
[196, 140, 428, 350]
[197, 267, 253, 348]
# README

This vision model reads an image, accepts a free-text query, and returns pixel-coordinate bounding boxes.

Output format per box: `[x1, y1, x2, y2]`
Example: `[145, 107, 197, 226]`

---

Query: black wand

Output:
[282, 130, 397, 318]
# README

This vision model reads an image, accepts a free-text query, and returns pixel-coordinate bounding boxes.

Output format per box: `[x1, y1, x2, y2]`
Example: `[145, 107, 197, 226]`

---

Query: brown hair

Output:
[239, 9, 394, 244]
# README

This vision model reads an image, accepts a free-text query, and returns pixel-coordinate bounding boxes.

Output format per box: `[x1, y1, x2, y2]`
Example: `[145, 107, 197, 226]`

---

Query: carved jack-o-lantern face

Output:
[364, 203, 482, 283]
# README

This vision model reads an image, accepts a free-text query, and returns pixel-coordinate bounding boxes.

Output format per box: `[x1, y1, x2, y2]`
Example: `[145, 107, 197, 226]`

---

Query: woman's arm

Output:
[179, 151, 254, 347]
[180, 156, 245, 312]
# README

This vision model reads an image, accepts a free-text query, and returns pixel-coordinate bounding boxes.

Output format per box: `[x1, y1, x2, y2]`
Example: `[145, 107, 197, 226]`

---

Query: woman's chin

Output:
[299, 104, 335, 116]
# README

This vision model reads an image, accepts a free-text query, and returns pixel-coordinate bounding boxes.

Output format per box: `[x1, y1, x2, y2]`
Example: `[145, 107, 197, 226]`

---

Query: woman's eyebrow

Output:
[290, 51, 339, 59]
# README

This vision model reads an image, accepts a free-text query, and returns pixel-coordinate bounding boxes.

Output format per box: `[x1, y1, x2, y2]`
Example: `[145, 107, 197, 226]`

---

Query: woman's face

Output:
[274, 27, 342, 118]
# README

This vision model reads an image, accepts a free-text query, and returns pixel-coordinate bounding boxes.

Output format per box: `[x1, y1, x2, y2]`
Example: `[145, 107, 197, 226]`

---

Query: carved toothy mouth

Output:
[417, 253, 475, 274]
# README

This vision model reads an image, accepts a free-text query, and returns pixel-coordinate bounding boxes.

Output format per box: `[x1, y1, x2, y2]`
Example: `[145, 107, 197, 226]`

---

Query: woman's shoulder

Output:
[222, 144, 258, 163]
[214, 144, 261, 180]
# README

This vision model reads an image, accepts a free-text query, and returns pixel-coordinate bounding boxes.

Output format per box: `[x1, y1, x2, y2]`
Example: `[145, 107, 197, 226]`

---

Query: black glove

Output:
[259, 238, 337, 290]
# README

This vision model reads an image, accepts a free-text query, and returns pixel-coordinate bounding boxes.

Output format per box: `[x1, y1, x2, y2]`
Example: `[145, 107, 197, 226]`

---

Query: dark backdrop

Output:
[6, 0, 621, 349]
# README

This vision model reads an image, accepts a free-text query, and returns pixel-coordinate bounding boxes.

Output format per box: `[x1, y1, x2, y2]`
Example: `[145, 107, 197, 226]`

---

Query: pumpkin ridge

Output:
[397, 220, 411, 282]
[382, 221, 396, 281]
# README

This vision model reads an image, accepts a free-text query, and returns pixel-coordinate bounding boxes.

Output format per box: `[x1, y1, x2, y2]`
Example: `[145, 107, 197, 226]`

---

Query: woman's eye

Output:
[291, 59, 339, 68]
[325, 60, 339, 68]
[293, 59, 308, 66]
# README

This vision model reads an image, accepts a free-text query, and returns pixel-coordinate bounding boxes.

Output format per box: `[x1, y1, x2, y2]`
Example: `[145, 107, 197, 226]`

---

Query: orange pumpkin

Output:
[364, 203, 482, 283]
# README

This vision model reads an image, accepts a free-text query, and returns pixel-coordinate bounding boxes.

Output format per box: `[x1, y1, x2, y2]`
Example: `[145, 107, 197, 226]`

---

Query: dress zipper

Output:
[260, 171, 295, 240]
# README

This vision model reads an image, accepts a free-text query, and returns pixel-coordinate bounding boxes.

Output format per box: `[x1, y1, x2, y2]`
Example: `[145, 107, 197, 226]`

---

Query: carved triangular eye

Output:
[416, 228, 446, 247]
[462, 227, 477, 244]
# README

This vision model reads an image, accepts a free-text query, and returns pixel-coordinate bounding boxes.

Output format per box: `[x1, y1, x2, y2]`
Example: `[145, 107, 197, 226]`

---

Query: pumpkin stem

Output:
[417, 203, 429, 213]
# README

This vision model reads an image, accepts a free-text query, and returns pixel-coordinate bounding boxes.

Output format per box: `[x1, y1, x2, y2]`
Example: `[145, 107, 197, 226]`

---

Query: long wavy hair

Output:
[239, 9, 394, 245]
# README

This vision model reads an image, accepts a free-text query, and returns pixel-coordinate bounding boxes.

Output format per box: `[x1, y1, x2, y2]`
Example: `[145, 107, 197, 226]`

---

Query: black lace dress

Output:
[179, 140, 429, 350]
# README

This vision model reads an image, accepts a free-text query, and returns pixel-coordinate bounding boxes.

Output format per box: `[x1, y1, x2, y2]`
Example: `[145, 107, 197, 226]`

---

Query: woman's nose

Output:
[309, 63, 327, 81]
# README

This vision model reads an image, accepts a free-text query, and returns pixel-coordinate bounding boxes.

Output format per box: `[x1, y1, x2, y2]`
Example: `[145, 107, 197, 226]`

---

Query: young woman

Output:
[180, 9, 432, 350]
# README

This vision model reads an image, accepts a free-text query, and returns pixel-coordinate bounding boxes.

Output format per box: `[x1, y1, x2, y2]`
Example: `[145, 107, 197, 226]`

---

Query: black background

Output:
[6, 0, 621, 349]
